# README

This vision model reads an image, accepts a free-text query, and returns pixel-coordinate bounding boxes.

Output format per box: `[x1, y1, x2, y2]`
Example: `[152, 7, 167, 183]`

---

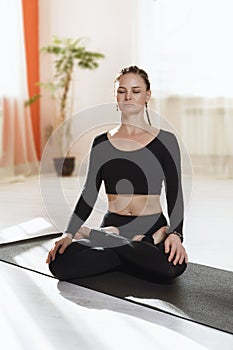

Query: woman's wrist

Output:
[167, 231, 183, 242]
[62, 232, 73, 240]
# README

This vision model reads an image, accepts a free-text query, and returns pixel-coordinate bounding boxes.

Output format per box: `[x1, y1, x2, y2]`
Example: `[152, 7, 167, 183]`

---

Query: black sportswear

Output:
[65, 129, 184, 239]
[50, 211, 186, 281]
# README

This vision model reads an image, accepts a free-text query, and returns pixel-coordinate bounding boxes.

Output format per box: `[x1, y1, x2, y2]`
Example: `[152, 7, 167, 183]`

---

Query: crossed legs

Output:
[49, 225, 187, 281]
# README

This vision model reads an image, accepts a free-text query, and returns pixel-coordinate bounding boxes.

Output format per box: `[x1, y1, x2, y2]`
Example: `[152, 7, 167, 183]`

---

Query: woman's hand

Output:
[164, 234, 188, 265]
[46, 233, 72, 264]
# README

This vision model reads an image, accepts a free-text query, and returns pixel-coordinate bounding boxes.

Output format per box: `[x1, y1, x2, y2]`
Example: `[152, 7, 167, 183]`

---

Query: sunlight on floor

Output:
[0, 217, 54, 244]
[126, 296, 191, 318]
[0, 277, 54, 350]
[0, 263, 208, 350]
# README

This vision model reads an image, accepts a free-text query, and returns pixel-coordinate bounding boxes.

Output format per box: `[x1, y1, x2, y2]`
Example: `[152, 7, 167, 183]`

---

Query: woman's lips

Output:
[123, 103, 135, 106]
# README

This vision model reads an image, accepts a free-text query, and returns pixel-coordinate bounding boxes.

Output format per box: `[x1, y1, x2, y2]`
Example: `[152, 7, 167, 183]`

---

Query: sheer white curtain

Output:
[137, 0, 233, 178]
[151, 96, 233, 178]
[0, 0, 38, 182]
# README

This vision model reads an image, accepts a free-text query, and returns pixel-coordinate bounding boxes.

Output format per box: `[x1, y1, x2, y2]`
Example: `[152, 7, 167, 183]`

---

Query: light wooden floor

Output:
[1, 174, 233, 270]
[0, 175, 233, 349]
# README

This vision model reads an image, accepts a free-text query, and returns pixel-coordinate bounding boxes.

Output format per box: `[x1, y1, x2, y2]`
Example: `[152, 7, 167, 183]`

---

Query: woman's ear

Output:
[146, 90, 152, 102]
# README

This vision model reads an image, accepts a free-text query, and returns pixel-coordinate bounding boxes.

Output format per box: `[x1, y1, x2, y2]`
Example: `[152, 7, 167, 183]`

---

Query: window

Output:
[137, 0, 233, 97]
[0, 0, 23, 97]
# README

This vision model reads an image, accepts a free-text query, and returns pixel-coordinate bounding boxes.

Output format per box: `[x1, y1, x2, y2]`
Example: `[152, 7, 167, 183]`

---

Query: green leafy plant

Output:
[26, 36, 104, 156]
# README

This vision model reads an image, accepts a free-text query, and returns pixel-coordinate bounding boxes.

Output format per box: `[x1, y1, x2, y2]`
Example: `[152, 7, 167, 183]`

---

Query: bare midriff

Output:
[107, 194, 162, 216]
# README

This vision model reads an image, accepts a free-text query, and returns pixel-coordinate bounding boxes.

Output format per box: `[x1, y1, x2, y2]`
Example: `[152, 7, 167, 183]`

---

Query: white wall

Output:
[39, 0, 138, 157]
[0, 99, 3, 159]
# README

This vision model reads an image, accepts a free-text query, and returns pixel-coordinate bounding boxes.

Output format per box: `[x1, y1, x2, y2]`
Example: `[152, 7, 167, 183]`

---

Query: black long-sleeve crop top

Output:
[65, 129, 184, 239]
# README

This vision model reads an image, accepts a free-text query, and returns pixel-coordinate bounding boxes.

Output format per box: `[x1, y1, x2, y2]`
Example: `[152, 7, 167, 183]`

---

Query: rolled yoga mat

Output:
[0, 235, 232, 335]
[0, 217, 61, 245]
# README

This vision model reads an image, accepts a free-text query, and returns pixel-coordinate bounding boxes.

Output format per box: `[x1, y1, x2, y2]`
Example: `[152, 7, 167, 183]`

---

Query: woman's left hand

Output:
[164, 234, 188, 265]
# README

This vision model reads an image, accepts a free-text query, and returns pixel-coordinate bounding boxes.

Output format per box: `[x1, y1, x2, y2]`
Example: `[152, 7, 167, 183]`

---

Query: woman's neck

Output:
[120, 112, 149, 135]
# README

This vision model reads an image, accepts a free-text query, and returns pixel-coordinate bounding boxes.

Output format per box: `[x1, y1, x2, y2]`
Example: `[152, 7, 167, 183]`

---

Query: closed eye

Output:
[117, 89, 141, 94]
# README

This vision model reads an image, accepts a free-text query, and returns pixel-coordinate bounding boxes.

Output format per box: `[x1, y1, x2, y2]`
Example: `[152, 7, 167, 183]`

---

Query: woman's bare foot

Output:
[74, 226, 91, 240]
[152, 226, 168, 245]
[74, 225, 120, 240]
[132, 234, 145, 241]
[101, 226, 120, 235]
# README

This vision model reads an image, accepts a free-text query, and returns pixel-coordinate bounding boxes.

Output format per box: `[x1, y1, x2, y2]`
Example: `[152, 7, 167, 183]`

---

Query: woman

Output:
[46, 66, 188, 282]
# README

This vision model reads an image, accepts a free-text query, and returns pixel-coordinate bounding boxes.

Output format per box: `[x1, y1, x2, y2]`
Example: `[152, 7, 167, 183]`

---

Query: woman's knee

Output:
[166, 261, 187, 279]
[48, 241, 89, 280]
[49, 241, 122, 280]
[49, 258, 65, 280]
[130, 241, 187, 280]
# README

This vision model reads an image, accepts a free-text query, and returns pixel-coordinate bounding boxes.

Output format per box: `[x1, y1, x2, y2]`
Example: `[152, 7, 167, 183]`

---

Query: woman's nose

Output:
[125, 91, 132, 100]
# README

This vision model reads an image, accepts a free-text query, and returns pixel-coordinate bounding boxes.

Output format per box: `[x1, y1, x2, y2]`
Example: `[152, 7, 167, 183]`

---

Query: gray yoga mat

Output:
[0, 235, 232, 335]
[74, 265, 233, 335]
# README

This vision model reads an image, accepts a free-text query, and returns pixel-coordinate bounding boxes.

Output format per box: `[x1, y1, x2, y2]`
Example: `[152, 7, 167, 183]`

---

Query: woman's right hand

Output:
[46, 233, 73, 264]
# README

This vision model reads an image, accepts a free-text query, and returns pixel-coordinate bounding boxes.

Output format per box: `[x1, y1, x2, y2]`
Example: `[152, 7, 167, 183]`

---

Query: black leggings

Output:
[49, 212, 187, 282]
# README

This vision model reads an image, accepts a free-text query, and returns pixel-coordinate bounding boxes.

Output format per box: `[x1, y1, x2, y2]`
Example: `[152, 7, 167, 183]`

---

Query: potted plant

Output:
[26, 36, 104, 176]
